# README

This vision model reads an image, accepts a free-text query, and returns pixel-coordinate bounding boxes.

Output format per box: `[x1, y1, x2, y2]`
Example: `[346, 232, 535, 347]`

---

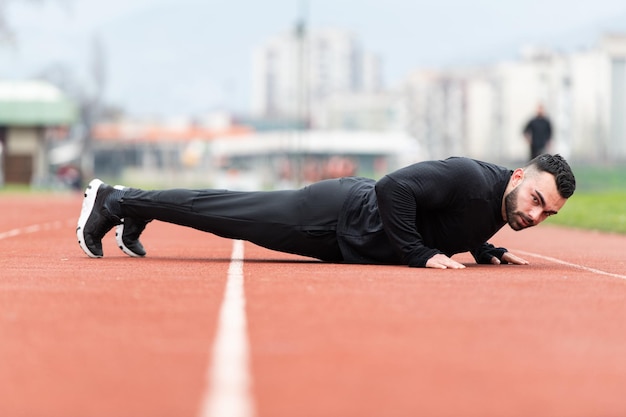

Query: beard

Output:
[504, 187, 533, 231]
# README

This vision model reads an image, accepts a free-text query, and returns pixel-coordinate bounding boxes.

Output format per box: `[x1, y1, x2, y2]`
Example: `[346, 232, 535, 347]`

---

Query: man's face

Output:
[504, 170, 567, 231]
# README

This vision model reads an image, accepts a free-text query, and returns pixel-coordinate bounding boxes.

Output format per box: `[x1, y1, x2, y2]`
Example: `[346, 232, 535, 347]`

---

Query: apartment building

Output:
[402, 34, 626, 163]
[251, 27, 381, 127]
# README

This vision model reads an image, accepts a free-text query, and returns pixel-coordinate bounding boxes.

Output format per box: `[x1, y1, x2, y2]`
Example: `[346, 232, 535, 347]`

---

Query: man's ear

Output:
[511, 168, 525, 187]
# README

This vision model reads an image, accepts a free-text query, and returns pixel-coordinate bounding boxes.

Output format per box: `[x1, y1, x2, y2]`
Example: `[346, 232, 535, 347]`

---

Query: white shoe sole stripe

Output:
[115, 223, 144, 258]
[112, 184, 144, 258]
[76, 179, 104, 258]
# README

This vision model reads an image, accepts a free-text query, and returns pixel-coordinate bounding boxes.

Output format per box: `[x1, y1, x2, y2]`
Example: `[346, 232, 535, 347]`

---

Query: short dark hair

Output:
[526, 154, 576, 198]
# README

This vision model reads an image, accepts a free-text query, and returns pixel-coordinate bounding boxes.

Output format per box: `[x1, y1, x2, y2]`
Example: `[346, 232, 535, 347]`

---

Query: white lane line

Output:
[199, 239, 255, 417]
[0, 228, 20, 240]
[515, 249, 626, 281]
[0, 219, 74, 240]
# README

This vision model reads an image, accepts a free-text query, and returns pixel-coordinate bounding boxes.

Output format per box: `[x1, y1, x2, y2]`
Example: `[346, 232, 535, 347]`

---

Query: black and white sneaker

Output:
[113, 184, 150, 257]
[76, 179, 122, 258]
[115, 217, 151, 257]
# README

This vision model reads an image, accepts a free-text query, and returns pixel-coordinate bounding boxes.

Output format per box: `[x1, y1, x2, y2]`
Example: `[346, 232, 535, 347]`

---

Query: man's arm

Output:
[374, 175, 441, 267]
[374, 158, 519, 269]
[546, 118, 553, 141]
[523, 120, 534, 144]
[375, 162, 470, 269]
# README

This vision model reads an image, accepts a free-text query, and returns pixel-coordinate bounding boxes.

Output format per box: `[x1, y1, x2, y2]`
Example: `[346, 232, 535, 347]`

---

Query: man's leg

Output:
[117, 178, 355, 261]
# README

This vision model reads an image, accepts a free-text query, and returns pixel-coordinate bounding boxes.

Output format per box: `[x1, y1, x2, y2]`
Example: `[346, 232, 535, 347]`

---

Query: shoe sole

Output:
[115, 222, 145, 258]
[113, 185, 145, 258]
[76, 179, 104, 258]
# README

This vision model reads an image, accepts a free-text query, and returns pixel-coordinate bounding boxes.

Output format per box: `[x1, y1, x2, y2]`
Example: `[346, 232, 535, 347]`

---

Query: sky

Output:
[2, 0, 626, 118]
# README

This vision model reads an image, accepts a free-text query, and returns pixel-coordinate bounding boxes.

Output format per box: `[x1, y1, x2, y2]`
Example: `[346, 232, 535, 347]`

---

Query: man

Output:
[76, 154, 576, 269]
[523, 104, 553, 160]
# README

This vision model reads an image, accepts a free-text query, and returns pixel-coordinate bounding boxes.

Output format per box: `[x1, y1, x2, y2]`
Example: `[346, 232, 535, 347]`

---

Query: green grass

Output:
[0, 184, 33, 193]
[545, 164, 626, 234]
[570, 165, 626, 192]
[547, 191, 626, 234]
[0, 184, 70, 195]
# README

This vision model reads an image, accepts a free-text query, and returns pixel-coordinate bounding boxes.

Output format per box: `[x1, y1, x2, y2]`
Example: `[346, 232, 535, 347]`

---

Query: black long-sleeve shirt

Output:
[336, 157, 512, 267]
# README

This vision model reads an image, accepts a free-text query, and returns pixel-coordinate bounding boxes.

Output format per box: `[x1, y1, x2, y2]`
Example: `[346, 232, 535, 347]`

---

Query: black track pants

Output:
[119, 178, 359, 262]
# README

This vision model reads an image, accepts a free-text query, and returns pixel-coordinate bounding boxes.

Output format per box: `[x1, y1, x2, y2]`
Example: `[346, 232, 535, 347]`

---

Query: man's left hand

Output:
[490, 252, 529, 265]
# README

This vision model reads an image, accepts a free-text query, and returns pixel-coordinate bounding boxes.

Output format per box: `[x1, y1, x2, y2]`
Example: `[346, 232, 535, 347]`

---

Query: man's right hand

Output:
[426, 253, 466, 269]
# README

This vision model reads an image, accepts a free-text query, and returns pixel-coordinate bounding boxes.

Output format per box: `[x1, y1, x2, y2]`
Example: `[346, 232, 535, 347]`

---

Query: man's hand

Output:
[426, 254, 466, 269]
[490, 252, 529, 265]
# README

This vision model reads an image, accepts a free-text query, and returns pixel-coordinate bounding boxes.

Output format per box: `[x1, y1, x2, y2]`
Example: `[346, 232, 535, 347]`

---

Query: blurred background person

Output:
[523, 104, 553, 160]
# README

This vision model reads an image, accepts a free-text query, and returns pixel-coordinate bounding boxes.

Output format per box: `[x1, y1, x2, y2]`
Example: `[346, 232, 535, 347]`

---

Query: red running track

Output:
[1, 193, 625, 417]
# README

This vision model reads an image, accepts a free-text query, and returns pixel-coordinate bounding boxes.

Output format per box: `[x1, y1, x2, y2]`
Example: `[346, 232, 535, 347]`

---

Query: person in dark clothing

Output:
[523, 104, 553, 160]
[76, 154, 576, 269]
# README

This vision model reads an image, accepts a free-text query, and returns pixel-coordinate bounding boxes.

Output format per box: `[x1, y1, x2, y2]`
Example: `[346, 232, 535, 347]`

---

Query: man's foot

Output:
[76, 179, 122, 258]
[112, 184, 151, 257]
[115, 217, 151, 257]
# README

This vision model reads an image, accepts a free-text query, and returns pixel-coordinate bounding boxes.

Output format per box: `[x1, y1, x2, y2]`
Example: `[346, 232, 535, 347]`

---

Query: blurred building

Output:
[401, 33, 626, 163]
[402, 69, 469, 160]
[89, 116, 252, 186]
[315, 90, 405, 132]
[88, 116, 420, 189]
[82, 33, 626, 191]
[0, 80, 77, 186]
[208, 130, 420, 189]
[252, 26, 626, 164]
[597, 34, 626, 161]
[251, 27, 381, 128]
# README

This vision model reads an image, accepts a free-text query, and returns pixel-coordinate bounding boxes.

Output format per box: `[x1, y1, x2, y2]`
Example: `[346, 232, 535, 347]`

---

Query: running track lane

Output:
[1, 193, 626, 417]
